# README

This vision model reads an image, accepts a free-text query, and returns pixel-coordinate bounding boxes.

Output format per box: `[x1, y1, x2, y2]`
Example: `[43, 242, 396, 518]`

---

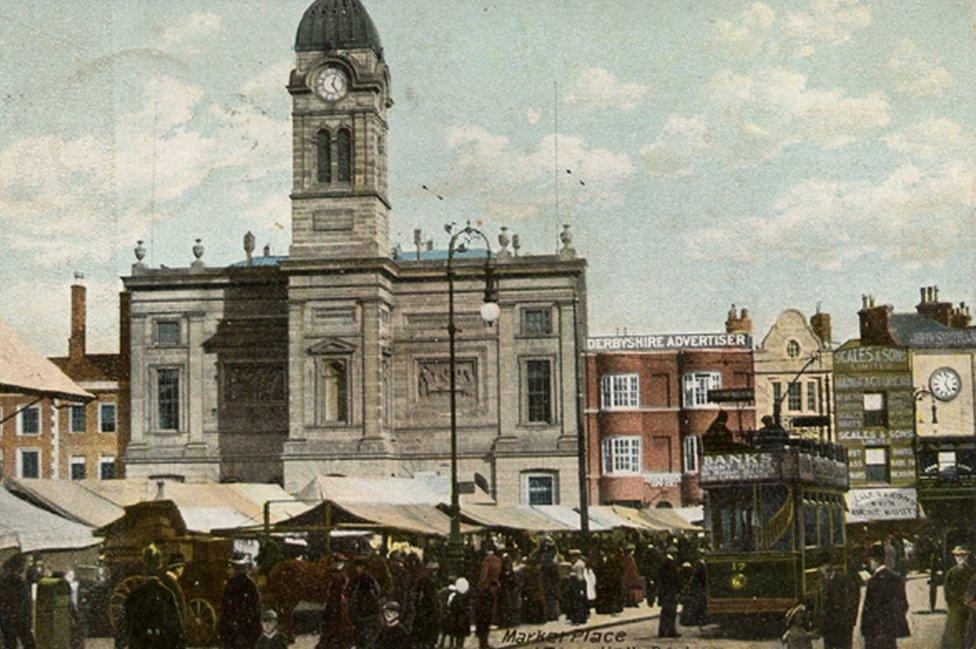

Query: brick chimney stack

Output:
[858, 294, 897, 346]
[69, 272, 86, 361]
[725, 304, 753, 335]
[810, 303, 832, 347]
[951, 302, 972, 329]
[916, 285, 955, 327]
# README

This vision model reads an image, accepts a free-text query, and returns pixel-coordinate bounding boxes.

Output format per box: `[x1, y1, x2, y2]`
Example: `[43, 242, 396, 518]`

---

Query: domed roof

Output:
[295, 0, 384, 58]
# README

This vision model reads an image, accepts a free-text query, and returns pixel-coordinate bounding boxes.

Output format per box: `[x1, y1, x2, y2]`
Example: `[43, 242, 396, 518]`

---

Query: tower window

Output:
[317, 129, 332, 183]
[337, 129, 352, 182]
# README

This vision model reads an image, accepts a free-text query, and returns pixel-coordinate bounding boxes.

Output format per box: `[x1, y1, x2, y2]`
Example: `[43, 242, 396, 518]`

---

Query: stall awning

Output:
[531, 506, 610, 532]
[639, 507, 703, 532]
[5, 478, 307, 529]
[588, 506, 664, 531]
[277, 500, 478, 537]
[0, 488, 96, 552]
[455, 504, 574, 532]
[846, 487, 921, 524]
[0, 317, 92, 402]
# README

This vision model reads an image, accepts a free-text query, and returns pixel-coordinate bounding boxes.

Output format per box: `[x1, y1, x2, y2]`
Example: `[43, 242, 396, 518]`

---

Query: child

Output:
[375, 601, 410, 649]
[781, 604, 813, 649]
[255, 609, 287, 649]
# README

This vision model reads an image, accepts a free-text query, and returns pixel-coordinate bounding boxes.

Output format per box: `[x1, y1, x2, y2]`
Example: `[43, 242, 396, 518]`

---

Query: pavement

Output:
[84, 572, 950, 648]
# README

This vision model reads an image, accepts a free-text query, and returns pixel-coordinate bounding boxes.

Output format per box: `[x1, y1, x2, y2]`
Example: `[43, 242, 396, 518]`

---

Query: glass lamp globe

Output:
[480, 301, 501, 326]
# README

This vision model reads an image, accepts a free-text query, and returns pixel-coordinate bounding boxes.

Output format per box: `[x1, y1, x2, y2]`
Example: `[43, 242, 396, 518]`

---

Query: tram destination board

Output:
[701, 447, 848, 488]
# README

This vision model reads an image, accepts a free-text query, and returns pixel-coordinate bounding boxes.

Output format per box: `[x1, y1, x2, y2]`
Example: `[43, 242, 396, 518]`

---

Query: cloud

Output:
[710, 67, 889, 161]
[445, 125, 634, 222]
[783, 0, 872, 54]
[716, 0, 871, 57]
[526, 108, 541, 125]
[161, 11, 222, 47]
[564, 67, 648, 111]
[641, 114, 711, 177]
[0, 73, 289, 267]
[687, 162, 976, 269]
[883, 118, 969, 160]
[887, 40, 952, 98]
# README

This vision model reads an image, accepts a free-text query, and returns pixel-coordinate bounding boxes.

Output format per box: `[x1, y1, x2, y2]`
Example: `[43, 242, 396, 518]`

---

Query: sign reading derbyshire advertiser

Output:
[587, 332, 752, 352]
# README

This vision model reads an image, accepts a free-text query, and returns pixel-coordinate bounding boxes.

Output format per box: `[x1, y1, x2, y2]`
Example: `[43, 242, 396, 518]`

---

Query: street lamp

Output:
[445, 222, 498, 575]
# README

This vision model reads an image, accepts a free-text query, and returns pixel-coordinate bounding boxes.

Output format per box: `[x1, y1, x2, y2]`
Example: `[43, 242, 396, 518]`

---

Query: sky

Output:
[0, 0, 974, 355]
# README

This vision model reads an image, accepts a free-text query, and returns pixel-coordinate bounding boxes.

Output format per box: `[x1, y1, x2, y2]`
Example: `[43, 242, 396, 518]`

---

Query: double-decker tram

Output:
[700, 432, 849, 622]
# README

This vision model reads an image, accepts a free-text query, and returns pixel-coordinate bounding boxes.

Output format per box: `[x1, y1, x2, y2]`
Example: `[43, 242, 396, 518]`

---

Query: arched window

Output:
[316, 129, 331, 183]
[337, 129, 352, 182]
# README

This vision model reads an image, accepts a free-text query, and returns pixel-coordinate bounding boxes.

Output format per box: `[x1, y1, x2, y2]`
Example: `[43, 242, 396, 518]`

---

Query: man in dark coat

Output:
[0, 554, 37, 649]
[475, 542, 502, 649]
[317, 555, 353, 649]
[942, 546, 974, 649]
[860, 542, 909, 649]
[821, 560, 860, 649]
[539, 539, 562, 622]
[375, 601, 411, 649]
[411, 561, 442, 649]
[219, 552, 262, 649]
[347, 557, 383, 649]
[656, 546, 680, 638]
[124, 544, 185, 649]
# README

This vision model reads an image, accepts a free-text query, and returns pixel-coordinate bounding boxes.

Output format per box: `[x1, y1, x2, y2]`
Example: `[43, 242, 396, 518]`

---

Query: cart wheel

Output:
[108, 575, 149, 636]
[186, 597, 218, 646]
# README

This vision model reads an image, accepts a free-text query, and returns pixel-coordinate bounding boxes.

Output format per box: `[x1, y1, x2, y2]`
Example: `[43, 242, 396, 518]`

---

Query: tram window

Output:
[803, 498, 818, 547]
[818, 498, 831, 547]
[711, 487, 760, 552]
[759, 485, 793, 552]
[831, 500, 845, 546]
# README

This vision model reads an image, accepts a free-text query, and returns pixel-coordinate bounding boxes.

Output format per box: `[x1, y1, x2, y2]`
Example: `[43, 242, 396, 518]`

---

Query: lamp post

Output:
[445, 222, 499, 575]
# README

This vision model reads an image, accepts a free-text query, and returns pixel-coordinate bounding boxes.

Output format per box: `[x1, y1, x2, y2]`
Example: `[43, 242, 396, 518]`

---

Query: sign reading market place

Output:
[587, 332, 752, 352]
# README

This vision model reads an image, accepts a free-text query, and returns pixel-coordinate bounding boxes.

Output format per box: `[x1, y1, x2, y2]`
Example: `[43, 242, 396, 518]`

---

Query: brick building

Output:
[0, 278, 125, 480]
[121, 0, 588, 506]
[585, 309, 755, 507]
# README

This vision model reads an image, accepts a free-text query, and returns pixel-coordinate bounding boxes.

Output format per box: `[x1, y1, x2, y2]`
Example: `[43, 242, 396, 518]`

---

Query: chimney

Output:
[916, 285, 954, 327]
[69, 273, 86, 361]
[859, 298, 897, 346]
[951, 302, 973, 329]
[810, 306, 832, 347]
[725, 304, 752, 335]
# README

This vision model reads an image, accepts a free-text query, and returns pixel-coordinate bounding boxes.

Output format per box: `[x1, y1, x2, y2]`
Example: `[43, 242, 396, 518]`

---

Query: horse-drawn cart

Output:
[95, 500, 233, 646]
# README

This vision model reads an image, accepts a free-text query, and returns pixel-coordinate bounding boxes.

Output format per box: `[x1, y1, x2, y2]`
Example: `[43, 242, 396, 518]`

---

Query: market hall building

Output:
[120, 0, 588, 506]
[584, 310, 756, 508]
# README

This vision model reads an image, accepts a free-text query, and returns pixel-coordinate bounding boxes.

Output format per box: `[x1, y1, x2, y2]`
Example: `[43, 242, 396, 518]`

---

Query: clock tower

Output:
[289, 0, 391, 259]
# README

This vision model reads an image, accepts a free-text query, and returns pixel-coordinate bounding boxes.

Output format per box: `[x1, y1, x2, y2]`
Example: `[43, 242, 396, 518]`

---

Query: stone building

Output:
[585, 317, 755, 508]
[121, 0, 587, 505]
[754, 308, 833, 440]
[0, 278, 124, 480]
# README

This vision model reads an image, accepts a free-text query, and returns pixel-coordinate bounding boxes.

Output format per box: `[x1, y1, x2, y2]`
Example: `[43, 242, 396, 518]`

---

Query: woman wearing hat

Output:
[942, 546, 974, 649]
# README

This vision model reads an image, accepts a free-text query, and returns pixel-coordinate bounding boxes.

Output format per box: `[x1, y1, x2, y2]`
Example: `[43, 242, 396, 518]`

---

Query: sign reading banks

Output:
[587, 333, 752, 352]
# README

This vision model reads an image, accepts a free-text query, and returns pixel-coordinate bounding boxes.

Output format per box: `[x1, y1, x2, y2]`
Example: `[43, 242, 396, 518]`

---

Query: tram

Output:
[700, 431, 849, 621]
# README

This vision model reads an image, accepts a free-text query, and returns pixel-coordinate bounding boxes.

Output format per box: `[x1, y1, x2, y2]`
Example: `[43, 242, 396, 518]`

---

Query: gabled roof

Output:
[49, 353, 120, 383]
[0, 318, 92, 402]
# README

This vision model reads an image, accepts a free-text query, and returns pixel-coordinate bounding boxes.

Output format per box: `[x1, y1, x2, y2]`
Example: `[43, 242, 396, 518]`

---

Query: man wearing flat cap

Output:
[162, 552, 188, 626]
[219, 552, 262, 649]
[942, 546, 973, 649]
[860, 542, 909, 649]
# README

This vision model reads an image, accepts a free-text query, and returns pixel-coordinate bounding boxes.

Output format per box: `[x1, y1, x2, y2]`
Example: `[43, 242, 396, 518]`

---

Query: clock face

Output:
[314, 67, 348, 102]
[930, 367, 962, 402]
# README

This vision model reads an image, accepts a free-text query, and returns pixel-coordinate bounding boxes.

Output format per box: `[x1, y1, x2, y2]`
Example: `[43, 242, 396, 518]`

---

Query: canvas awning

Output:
[588, 506, 663, 531]
[5, 478, 308, 529]
[276, 500, 478, 537]
[532, 505, 612, 532]
[0, 317, 92, 402]
[0, 488, 96, 552]
[638, 507, 703, 532]
[455, 504, 574, 532]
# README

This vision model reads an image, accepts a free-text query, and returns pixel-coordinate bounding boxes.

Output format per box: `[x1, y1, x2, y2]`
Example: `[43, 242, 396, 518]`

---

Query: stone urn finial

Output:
[244, 231, 256, 265]
[511, 234, 521, 257]
[134, 240, 147, 267]
[497, 226, 512, 260]
[559, 224, 576, 260]
[191, 238, 205, 269]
